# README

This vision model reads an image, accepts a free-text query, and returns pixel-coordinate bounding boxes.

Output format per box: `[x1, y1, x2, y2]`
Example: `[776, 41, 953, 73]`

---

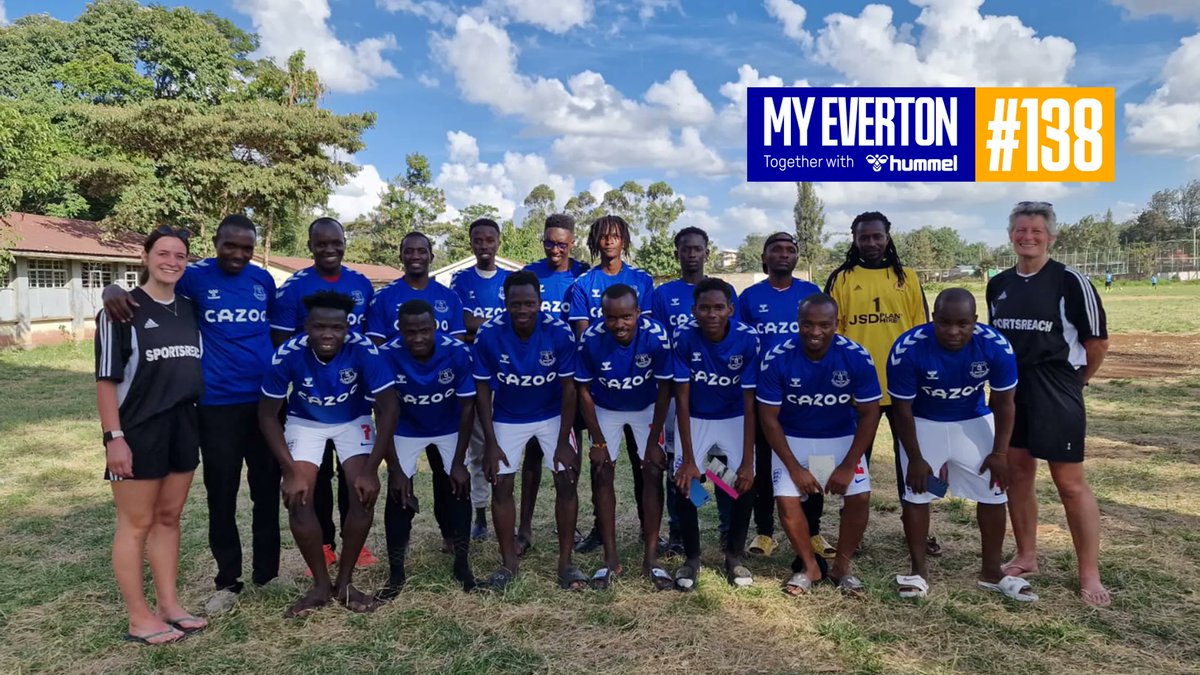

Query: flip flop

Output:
[783, 573, 813, 596]
[123, 628, 185, 646]
[164, 614, 208, 634]
[1001, 562, 1039, 578]
[978, 575, 1039, 603]
[478, 567, 515, 592]
[590, 567, 616, 590]
[558, 565, 588, 591]
[647, 567, 674, 592]
[832, 574, 866, 597]
[896, 574, 929, 599]
[725, 563, 753, 588]
[674, 564, 698, 592]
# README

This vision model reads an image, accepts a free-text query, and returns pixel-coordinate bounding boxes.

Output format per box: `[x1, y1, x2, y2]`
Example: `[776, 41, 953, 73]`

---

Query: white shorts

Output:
[899, 414, 1006, 505]
[494, 418, 576, 476]
[673, 416, 746, 472]
[394, 433, 457, 478]
[595, 405, 663, 463]
[772, 435, 870, 499]
[284, 415, 374, 467]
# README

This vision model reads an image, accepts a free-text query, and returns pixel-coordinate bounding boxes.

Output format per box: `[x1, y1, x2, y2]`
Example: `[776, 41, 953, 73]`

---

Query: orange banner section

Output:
[974, 87, 1114, 182]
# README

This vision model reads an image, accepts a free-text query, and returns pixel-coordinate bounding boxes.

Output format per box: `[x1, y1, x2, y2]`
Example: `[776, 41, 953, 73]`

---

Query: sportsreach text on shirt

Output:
[746, 86, 1114, 183]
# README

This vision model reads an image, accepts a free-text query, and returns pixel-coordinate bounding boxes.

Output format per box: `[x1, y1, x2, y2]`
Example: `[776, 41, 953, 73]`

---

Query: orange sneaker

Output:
[356, 545, 380, 568]
[304, 544, 338, 577]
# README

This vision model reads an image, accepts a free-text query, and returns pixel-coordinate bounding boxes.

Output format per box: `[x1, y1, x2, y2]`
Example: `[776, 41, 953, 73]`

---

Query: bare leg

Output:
[777, 497, 822, 584]
[111, 480, 181, 642]
[593, 460, 619, 572]
[1048, 461, 1109, 605]
[147, 471, 205, 630]
[285, 462, 332, 617]
[903, 501, 930, 579]
[640, 463, 664, 574]
[332, 455, 378, 612]
[1003, 447, 1040, 576]
[978, 502, 1007, 584]
[518, 439, 541, 544]
[491, 475, 519, 574]
[830, 493, 870, 581]
[553, 471, 579, 576]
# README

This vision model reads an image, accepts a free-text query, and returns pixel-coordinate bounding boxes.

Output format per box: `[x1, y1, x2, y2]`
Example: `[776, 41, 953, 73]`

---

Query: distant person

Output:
[987, 201, 1111, 607]
[96, 226, 207, 645]
[1104, 270, 1113, 292]
[1151, 273, 1158, 290]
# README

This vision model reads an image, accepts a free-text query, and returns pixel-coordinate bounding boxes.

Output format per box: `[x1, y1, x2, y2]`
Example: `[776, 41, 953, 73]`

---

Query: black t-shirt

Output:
[95, 288, 205, 429]
[986, 259, 1107, 370]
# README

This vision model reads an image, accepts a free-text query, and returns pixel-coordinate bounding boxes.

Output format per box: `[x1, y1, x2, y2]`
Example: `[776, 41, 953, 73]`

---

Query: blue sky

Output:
[5, 0, 1200, 249]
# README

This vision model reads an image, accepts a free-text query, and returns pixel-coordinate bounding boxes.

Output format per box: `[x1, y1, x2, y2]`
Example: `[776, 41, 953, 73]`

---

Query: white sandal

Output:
[978, 575, 1039, 602]
[896, 574, 929, 599]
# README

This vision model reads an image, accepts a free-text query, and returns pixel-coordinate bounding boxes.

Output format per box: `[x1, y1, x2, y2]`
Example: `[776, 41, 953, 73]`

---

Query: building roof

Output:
[261, 255, 403, 285]
[432, 255, 524, 280]
[2, 212, 144, 260]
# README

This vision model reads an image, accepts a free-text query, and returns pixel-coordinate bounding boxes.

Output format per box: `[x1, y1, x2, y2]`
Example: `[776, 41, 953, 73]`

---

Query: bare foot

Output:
[127, 617, 184, 645]
[1001, 558, 1039, 578]
[1080, 584, 1111, 607]
[285, 585, 332, 619]
[335, 583, 379, 613]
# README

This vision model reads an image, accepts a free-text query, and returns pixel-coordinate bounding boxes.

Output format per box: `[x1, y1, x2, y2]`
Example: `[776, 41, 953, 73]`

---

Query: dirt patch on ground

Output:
[1099, 333, 1200, 380]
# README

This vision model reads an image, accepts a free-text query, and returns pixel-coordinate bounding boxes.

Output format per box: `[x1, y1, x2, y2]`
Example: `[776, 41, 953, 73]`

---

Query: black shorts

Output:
[1011, 365, 1086, 463]
[105, 403, 201, 480]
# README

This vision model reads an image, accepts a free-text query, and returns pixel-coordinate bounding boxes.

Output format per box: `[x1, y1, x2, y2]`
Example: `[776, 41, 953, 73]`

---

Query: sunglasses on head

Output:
[1016, 201, 1053, 208]
[542, 240, 571, 251]
[154, 225, 191, 240]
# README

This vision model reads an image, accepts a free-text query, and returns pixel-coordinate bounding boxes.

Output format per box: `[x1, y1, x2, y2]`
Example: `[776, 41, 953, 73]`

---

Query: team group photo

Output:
[3, 0, 1199, 673]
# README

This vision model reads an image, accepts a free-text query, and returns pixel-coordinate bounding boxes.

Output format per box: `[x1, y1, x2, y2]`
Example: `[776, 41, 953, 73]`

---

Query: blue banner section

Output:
[746, 87, 976, 182]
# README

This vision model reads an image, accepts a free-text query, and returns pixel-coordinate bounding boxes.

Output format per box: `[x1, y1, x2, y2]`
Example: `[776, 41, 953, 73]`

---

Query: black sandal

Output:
[674, 564, 699, 592]
[648, 567, 674, 592]
[478, 567, 515, 592]
[590, 567, 616, 590]
[559, 565, 589, 591]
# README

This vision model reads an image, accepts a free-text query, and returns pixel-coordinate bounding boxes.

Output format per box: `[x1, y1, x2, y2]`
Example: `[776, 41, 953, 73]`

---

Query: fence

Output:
[995, 239, 1199, 280]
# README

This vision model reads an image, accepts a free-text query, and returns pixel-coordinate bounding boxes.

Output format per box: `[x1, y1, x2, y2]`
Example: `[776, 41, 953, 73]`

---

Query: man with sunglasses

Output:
[102, 218, 282, 614]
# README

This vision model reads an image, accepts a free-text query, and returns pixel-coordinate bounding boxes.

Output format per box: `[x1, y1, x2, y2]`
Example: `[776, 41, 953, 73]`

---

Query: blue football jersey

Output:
[757, 335, 882, 438]
[575, 317, 673, 412]
[262, 333, 393, 424]
[886, 324, 1018, 422]
[567, 264, 655, 326]
[451, 266, 510, 323]
[366, 278, 465, 340]
[176, 259, 275, 406]
[472, 313, 576, 424]
[737, 278, 822, 351]
[378, 334, 476, 437]
[651, 278, 738, 333]
[523, 258, 589, 320]
[269, 266, 373, 334]
[671, 319, 760, 420]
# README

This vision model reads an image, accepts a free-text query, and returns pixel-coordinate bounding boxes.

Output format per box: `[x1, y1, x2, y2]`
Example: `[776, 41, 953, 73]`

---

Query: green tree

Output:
[793, 182, 825, 276]
[736, 232, 768, 272]
[633, 181, 685, 277]
[448, 203, 502, 261]
[351, 153, 446, 264]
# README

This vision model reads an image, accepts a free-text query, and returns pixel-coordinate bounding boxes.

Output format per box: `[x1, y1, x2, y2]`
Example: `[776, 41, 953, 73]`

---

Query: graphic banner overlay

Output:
[746, 87, 1114, 183]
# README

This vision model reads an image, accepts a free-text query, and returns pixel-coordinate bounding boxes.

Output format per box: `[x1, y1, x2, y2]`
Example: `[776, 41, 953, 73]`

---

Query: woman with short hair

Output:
[96, 226, 208, 643]
[986, 201, 1111, 606]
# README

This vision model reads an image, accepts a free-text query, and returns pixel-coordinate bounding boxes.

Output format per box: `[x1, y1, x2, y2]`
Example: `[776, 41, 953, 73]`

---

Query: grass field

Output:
[1, 285, 1198, 674]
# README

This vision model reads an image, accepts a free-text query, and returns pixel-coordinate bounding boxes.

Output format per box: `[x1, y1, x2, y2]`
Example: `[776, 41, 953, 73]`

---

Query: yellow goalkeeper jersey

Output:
[825, 264, 928, 406]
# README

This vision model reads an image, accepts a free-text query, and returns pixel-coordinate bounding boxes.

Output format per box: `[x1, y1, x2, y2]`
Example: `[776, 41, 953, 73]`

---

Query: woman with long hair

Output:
[96, 226, 208, 644]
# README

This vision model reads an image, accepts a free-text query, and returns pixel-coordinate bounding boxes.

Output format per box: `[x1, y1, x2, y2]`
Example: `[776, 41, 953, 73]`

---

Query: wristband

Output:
[103, 430, 125, 445]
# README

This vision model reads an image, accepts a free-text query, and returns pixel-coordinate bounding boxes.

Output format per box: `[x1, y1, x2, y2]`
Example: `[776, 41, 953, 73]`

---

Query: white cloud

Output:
[484, 0, 593, 33]
[328, 162, 388, 221]
[681, 193, 711, 211]
[1109, 0, 1200, 21]
[1125, 33, 1200, 154]
[418, 73, 441, 88]
[378, 0, 457, 26]
[587, 179, 613, 198]
[712, 64, 808, 144]
[0, 1, 7, 25]
[727, 12, 738, 25]
[637, 0, 680, 22]
[433, 14, 727, 175]
[764, 0, 812, 48]
[434, 131, 575, 220]
[236, 0, 399, 93]
[808, 0, 1075, 87]
[1111, 200, 1140, 222]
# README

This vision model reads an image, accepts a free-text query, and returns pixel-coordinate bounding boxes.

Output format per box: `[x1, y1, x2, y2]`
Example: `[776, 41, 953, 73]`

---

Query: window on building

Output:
[122, 266, 142, 288]
[82, 262, 114, 289]
[27, 259, 68, 288]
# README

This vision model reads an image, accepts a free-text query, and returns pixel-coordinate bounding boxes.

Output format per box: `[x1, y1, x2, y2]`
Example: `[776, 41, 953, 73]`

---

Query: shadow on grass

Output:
[0, 353, 97, 434]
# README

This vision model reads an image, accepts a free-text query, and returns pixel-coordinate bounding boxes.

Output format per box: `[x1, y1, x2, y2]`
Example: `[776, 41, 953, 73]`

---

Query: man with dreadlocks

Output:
[567, 215, 656, 555]
[824, 211, 934, 556]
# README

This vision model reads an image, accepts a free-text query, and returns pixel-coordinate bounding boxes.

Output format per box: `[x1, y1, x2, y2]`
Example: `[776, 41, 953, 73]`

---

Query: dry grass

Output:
[1, 311, 1198, 673]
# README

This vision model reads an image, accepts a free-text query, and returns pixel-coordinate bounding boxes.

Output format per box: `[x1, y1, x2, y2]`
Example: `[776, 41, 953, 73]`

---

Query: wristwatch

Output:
[103, 430, 125, 445]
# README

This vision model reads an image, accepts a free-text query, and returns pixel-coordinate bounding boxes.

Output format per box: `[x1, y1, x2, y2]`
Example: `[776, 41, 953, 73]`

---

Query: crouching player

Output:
[887, 289, 1035, 601]
[258, 291, 398, 617]
[757, 294, 881, 596]
[576, 284, 674, 590]
[377, 300, 479, 597]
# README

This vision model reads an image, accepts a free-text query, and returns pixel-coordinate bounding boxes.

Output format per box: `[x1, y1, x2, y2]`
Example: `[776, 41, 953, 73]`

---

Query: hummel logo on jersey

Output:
[635, 353, 651, 368]
[207, 289, 221, 300]
[970, 361, 990, 378]
[601, 361, 613, 372]
[728, 355, 744, 370]
[144, 318, 159, 329]
[758, 304, 769, 313]
[438, 368, 455, 385]
[669, 297, 680, 307]
[339, 368, 357, 385]
[303, 377, 314, 388]
[539, 350, 556, 367]
[831, 370, 850, 388]
[790, 378, 803, 388]
[468, 290, 476, 298]
[591, 289, 601, 298]
[853, 285, 862, 291]
[254, 284, 267, 301]
[926, 370, 939, 380]
[395, 374, 407, 384]
[692, 352, 702, 363]
[499, 354, 511, 364]
[434, 300, 449, 313]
